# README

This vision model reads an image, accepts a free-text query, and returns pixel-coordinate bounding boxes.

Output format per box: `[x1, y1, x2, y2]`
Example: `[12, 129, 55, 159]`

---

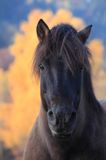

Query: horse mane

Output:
[33, 24, 91, 75]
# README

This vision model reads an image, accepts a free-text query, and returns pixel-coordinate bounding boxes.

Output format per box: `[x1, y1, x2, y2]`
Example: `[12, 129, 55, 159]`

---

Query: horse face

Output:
[36, 19, 92, 139]
[40, 57, 81, 138]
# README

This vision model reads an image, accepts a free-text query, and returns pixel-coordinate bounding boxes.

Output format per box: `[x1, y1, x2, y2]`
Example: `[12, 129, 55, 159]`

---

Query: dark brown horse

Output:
[23, 19, 106, 160]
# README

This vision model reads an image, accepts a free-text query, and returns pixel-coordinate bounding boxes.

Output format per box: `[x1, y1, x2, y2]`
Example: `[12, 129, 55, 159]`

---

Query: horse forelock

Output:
[33, 23, 91, 76]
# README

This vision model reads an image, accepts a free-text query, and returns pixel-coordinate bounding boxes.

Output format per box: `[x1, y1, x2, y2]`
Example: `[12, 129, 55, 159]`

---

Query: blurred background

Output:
[0, 0, 106, 159]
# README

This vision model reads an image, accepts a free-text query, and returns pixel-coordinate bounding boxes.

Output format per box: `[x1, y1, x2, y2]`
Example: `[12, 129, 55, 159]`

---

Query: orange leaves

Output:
[88, 39, 104, 74]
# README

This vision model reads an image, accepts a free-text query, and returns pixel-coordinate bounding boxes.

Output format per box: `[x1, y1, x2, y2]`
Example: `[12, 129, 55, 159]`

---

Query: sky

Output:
[0, 0, 106, 55]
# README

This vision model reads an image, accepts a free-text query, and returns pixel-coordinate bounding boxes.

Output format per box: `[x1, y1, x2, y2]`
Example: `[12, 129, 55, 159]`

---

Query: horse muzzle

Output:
[47, 106, 77, 139]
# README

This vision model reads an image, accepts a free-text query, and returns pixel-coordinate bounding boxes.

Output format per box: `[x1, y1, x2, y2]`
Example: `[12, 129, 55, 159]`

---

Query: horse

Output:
[23, 19, 106, 160]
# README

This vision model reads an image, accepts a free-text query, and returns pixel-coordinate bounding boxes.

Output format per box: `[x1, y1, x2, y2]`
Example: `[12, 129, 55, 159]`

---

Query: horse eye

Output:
[39, 64, 45, 70]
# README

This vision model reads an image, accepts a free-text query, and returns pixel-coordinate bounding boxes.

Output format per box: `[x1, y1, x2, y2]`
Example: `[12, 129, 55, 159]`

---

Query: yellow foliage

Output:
[88, 39, 104, 75]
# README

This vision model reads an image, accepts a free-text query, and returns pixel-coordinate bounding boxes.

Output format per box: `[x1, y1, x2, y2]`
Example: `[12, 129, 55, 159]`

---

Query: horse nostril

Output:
[47, 109, 57, 126]
[65, 111, 76, 124]
[48, 110, 54, 119]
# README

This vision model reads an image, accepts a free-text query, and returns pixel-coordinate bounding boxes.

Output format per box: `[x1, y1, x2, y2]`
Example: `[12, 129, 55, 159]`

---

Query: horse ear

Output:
[77, 25, 92, 44]
[36, 19, 50, 42]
